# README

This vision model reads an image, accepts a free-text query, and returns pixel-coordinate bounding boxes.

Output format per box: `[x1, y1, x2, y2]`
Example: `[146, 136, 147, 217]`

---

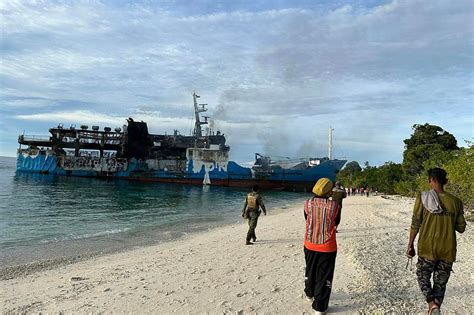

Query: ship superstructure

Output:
[17, 93, 346, 191]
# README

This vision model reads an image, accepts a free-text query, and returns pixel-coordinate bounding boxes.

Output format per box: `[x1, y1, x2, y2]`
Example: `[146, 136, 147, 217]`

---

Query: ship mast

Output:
[193, 91, 208, 137]
[328, 126, 334, 160]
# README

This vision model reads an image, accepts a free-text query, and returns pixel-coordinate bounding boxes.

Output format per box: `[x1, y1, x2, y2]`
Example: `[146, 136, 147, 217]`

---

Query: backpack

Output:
[247, 193, 258, 210]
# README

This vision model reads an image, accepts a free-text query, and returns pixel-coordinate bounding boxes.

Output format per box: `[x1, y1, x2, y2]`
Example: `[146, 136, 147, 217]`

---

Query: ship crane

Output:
[192, 91, 208, 137]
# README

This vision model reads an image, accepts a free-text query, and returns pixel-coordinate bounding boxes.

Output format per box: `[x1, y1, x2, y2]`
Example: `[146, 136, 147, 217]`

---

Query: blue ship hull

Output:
[16, 93, 347, 191]
[16, 153, 346, 190]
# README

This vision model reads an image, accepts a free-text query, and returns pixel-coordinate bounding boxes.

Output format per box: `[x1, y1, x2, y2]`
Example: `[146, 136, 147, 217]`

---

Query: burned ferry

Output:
[16, 92, 346, 191]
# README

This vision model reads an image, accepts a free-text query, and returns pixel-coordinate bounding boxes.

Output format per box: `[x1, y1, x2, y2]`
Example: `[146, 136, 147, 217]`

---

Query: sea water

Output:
[0, 156, 307, 268]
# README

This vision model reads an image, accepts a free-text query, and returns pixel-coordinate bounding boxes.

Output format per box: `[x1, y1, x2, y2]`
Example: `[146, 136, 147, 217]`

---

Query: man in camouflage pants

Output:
[416, 258, 452, 307]
[406, 168, 466, 314]
[242, 184, 267, 245]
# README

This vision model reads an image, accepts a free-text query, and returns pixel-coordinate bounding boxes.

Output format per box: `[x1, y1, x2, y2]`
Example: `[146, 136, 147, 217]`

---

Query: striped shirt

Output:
[304, 197, 340, 252]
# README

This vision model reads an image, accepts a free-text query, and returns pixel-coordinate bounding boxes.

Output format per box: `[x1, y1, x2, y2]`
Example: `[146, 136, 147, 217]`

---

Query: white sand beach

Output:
[1, 195, 472, 314]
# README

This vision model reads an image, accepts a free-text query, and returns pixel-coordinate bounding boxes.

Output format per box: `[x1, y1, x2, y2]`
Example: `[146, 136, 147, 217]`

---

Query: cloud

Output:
[0, 94, 54, 108]
[1, 0, 473, 164]
[12, 108, 257, 136]
[15, 110, 125, 125]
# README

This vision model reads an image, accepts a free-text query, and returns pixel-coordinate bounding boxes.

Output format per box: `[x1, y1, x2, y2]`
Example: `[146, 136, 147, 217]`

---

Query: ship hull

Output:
[16, 153, 346, 191]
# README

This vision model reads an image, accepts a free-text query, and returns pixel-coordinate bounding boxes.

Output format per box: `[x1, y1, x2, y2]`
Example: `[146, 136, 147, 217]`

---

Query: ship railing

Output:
[17, 148, 30, 154]
[19, 135, 51, 142]
[78, 138, 100, 144]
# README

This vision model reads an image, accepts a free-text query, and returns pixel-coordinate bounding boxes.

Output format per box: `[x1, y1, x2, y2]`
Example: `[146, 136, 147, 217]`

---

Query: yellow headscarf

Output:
[312, 178, 333, 196]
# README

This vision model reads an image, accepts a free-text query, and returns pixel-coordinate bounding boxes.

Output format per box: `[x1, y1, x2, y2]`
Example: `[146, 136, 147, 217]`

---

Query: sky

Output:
[1, 0, 473, 165]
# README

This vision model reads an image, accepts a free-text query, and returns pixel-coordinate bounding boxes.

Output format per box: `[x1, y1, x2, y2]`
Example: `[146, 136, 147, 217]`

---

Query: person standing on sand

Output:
[242, 184, 266, 245]
[304, 178, 341, 314]
[406, 168, 466, 315]
[331, 181, 346, 232]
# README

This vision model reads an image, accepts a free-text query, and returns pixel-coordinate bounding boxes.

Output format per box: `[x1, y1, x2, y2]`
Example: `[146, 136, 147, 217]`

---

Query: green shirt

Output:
[411, 191, 466, 262]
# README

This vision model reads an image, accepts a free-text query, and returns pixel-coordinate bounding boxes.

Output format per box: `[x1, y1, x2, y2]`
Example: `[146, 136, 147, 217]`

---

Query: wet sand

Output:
[1, 195, 472, 314]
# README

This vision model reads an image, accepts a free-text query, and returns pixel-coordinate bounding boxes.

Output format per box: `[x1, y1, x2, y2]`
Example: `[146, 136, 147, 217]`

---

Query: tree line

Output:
[336, 123, 473, 210]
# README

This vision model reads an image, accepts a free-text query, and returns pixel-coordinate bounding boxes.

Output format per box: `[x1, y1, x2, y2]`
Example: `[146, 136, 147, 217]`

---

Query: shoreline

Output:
[1, 195, 472, 314]
[0, 218, 248, 281]
[0, 223, 222, 280]
[0, 201, 303, 281]
[1, 161, 309, 278]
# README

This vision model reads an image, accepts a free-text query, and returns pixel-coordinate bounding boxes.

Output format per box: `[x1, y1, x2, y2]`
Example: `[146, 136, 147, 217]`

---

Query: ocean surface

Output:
[0, 156, 307, 268]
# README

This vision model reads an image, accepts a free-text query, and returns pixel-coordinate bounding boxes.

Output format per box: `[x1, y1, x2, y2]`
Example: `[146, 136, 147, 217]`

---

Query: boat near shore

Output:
[16, 92, 346, 191]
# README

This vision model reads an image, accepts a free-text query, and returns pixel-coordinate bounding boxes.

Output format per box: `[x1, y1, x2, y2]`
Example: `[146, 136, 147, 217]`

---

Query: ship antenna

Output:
[328, 126, 334, 160]
[192, 91, 208, 137]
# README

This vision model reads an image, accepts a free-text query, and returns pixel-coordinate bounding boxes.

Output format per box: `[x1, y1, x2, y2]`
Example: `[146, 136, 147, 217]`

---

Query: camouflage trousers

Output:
[246, 211, 259, 242]
[416, 257, 453, 305]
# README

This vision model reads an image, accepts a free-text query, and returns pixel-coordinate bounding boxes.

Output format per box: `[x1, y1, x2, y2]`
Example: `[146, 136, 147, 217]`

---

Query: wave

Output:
[40, 228, 132, 244]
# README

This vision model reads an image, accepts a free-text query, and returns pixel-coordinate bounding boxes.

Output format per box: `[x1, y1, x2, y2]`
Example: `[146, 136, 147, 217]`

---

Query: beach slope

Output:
[1, 195, 472, 314]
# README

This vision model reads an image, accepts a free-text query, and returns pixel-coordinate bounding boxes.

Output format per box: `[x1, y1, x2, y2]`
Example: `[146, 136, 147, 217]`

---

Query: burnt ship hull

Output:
[15, 92, 346, 190]
[16, 153, 346, 191]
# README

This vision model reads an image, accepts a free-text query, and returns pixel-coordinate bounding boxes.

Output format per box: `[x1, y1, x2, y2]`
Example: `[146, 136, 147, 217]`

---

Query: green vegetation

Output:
[402, 123, 458, 176]
[337, 124, 473, 211]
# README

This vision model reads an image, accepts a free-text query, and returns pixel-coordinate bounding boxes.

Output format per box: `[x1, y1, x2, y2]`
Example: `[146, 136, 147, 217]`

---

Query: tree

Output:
[359, 161, 378, 188]
[443, 143, 473, 208]
[376, 162, 404, 194]
[344, 161, 362, 173]
[402, 124, 458, 175]
[336, 161, 362, 186]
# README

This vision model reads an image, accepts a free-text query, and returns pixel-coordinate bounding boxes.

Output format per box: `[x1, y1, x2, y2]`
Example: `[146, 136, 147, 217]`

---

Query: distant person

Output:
[303, 178, 341, 314]
[331, 181, 347, 232]
[241, 184, 267, 245]
[366, 188, 369, 197]
[406, 168, 466, 315]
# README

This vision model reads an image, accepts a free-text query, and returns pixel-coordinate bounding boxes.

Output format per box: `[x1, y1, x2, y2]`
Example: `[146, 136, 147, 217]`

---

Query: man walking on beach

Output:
[242, 184, 266, 245]
[304, 178, 341, 314]
[406, 168, 466, 315]
[331, 181, 346, 232]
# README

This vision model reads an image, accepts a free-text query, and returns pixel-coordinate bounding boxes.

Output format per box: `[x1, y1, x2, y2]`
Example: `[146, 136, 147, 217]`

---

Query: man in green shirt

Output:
[242, 184, 267, 245]
[406, 168, 466, 315]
